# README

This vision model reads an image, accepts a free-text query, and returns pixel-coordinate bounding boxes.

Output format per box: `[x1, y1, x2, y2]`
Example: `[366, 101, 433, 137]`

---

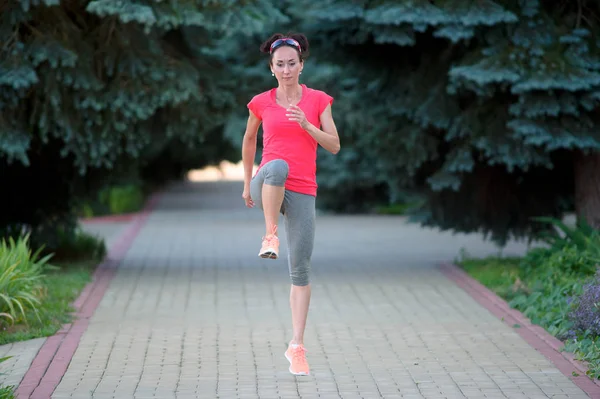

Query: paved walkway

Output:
[21, 181, 595, 398]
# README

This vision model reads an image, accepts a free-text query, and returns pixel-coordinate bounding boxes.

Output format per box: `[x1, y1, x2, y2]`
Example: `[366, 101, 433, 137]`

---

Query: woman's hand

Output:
[242, 186, 254, 208]
[286, 105, 310, 130]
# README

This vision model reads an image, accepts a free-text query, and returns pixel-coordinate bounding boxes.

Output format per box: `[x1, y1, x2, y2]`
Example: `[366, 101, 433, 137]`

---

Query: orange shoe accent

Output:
[259, 225, 279, 259]
[285, 343, 310, 376]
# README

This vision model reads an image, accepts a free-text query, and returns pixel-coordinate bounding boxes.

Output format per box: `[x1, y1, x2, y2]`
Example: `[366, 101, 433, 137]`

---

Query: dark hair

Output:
[259, 32, 310, 64]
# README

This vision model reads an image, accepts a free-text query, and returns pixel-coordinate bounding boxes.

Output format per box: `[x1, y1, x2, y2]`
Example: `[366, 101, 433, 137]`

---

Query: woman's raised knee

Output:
[264, 159, 289, 186]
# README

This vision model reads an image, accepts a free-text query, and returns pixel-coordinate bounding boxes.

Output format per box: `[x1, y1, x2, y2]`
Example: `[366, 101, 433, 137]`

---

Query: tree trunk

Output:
[574, 151, 600, 229]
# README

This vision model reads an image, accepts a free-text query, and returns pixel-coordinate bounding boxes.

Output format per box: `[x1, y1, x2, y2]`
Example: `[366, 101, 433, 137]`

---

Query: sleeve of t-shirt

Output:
[247, 94, 265, 120]
[318, 91, 334, 115]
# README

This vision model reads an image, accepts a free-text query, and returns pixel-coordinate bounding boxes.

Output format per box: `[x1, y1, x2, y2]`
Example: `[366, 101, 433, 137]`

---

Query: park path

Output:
[27, 181, 595, 398]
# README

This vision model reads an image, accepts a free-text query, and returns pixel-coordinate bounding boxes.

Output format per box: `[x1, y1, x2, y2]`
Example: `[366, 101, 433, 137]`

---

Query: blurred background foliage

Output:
[1, 0, 599, 248]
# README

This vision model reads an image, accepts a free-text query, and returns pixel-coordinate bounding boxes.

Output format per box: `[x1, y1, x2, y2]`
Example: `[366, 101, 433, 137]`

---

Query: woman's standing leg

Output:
[250, 159, 289, 258]
[282, 190, 316, 376]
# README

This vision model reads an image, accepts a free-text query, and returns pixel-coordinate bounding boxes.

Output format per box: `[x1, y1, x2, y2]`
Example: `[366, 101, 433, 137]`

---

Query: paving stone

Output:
[42, 181, 593, 399]
[0, 337, 46, 389]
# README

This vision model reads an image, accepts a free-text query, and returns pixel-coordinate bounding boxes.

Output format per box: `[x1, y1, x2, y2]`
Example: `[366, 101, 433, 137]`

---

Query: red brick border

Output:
[441, 262, 600, 398]
[15, 192, 162, 399]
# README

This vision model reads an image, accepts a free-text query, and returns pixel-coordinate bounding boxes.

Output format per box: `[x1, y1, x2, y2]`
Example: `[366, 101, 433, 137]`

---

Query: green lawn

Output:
[457, 227, 600, 381]
[0, 260, 97, 346]
[458, 255, 523, 299]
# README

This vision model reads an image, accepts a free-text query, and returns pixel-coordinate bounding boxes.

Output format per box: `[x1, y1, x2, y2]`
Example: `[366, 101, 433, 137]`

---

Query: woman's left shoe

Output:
[285, 342, 310, 376]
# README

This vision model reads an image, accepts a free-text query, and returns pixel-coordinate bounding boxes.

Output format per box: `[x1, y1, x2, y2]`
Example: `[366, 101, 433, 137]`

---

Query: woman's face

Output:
[271, 46, 303, 86]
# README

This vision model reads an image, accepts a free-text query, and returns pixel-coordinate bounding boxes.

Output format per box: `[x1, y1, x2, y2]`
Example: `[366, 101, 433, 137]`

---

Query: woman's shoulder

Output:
[250, 88, 273, 102]
[302, 85, 334, 106]
[247, 88, 275, 119]
[303, 85, 327, 96]
[303, 85, 332, 100]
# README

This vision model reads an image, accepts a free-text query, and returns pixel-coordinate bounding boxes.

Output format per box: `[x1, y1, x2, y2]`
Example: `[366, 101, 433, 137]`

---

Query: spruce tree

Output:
[285, 0, 600, 244]
[0, 0, 288, 243]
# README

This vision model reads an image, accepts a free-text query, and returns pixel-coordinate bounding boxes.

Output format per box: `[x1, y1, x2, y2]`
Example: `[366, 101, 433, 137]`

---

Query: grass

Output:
[459, 252, 600, 379]
[456, 217, 600, 380]
[459, 255, 523, 299]
[0, 356, 15, 399]
[0, 259, 97, 345]
[0, 385, 14, 399]
[0, 260, 99, 399]
[0, 228, 105, 398]
[0, 258, 99, 398]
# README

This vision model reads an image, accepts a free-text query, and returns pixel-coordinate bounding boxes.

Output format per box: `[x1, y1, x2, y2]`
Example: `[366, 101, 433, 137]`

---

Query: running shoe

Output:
[259, 225, 279, 259]
[285, 342, 310, 376]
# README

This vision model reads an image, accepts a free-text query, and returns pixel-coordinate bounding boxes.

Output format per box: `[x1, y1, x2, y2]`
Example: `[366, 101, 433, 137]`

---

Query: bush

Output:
[77, 183, 146, 218]
[569, 270, 600, 337]
[0, 228, 105, 345]
[100, 184, 144, 215]
[513, 220, 599, 339]
[0, 235, 54, 328]
[459, 217, 600, 379]
[44, 226, 106, 263]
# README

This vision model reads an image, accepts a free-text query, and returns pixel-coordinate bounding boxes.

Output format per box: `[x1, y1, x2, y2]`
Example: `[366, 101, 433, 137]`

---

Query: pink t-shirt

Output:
[247, 84, 334, 196]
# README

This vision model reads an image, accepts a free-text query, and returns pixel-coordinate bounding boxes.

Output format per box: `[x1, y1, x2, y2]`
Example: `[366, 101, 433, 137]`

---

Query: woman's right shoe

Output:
[259, 234, 279, 259]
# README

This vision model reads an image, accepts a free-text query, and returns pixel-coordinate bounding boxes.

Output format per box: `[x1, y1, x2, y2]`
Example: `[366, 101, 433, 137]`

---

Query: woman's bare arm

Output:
[242, 110, 262, 188]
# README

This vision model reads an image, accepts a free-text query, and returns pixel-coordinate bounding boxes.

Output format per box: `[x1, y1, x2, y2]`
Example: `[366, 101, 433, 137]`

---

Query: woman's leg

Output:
[250, 159, 289, 258]
[282, 190, 316, 376]
[262, 184, 285, 237]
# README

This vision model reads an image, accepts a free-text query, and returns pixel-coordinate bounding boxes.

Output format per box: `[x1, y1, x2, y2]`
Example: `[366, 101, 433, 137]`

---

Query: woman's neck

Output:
[277, 84, 302, 105]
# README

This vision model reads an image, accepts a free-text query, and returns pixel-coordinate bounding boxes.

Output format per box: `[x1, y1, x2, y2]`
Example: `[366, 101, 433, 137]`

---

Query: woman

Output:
[241, 32, 340, 376]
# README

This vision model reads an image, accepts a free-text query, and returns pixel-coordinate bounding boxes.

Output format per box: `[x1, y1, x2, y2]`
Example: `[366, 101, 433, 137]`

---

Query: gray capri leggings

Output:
[250, 159, 316, 286]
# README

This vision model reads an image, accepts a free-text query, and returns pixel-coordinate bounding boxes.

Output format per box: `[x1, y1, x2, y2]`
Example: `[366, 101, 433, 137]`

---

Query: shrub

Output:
[568, 269, 600, 338]
[100, 184, 144, 215]
[79, 203, 95, 219]
[521, 245, 595, 289]
[42, 226, 106, 263]
[518, 218, 600, 291]
[79, 183, 145, 218]
[532, 217, 600, 264]
[0, 235, 54, 328]
[460, 217, 600, 379]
